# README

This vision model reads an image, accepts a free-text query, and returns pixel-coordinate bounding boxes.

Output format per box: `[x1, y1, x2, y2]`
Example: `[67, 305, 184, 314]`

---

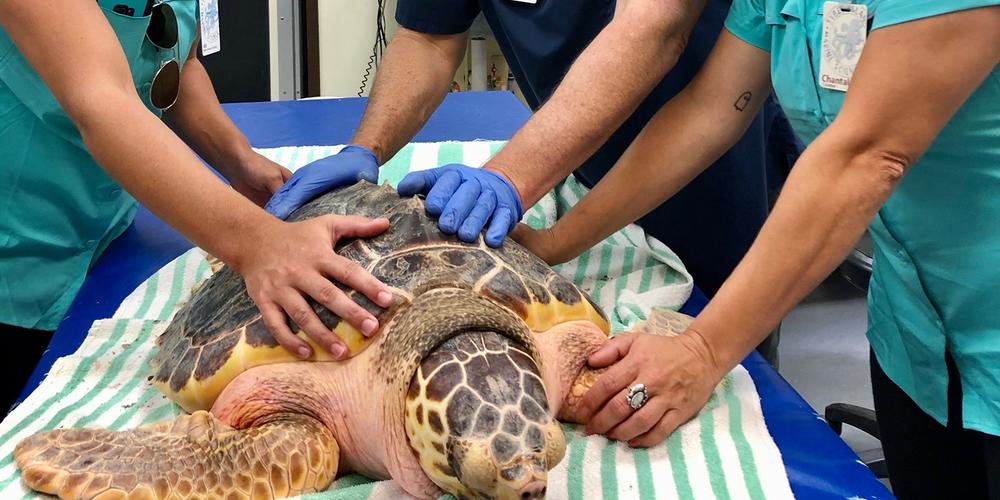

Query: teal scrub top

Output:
[726, 0, 1000, 435]
[0, 1, 199, 330]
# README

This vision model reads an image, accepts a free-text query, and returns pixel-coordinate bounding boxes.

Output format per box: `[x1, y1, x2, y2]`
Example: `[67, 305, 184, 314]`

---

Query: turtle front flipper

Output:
[630, 307, 693, 336]
[15, 411, 339, 500]
[561, 308, 695, 424]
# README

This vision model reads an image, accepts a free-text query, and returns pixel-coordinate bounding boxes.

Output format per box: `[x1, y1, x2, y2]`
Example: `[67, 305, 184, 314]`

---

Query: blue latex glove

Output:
[397, 164, 523, 247]
[264, 145, 379, 219]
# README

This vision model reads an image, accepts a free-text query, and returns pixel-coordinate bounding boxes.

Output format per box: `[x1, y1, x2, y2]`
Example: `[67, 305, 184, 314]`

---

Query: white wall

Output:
[269, 0, 279, 100]
[286, 3, 525, 104]
[317, 0, 401, 97]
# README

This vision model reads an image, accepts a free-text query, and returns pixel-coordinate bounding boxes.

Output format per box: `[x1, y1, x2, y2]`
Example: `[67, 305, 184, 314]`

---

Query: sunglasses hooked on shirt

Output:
[97, 0, 181, 111]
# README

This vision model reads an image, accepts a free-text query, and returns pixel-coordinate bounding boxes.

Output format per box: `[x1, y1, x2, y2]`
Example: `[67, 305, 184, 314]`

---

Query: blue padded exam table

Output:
[17, 92, 891, 499]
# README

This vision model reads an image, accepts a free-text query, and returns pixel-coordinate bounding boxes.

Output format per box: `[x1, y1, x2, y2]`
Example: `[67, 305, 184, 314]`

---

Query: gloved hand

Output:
[264, 145, 379, 219]
[397, 164, 523, 247]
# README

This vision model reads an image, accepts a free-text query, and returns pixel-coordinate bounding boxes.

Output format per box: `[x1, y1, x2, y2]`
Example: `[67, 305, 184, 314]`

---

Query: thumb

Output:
[263, 177, 303, 219]
[396, 170, 438, 196]
[357, 165, 379, 183]
[588, 334, 638, 369]
[266, 162, 359, 219]
[327, 215, 391, 239]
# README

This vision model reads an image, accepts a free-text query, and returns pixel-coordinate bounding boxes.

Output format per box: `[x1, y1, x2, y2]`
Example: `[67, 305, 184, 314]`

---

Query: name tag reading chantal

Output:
[819, 2, 867, 92]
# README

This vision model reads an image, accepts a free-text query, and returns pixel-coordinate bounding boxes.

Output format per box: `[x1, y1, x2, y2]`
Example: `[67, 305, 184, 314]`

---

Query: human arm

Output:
[165, 39, 292, 206]
[512, 31, 773, 264]
[485, 0, 706, 206]
[352, 27, 469, 164]
[0, 0, 394, 358]
[262, 27, 468, 219]
[580, 6, 1000, 446]
[397, 0, 708, 246]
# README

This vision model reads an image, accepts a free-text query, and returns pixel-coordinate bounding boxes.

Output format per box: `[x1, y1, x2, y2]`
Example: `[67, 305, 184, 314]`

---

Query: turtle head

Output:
[442, 430, 561, 500]
[404, 330, 565, 499]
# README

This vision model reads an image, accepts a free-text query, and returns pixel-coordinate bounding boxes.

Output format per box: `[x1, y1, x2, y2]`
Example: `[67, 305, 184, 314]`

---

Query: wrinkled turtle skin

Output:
[15, 181, 693, 500]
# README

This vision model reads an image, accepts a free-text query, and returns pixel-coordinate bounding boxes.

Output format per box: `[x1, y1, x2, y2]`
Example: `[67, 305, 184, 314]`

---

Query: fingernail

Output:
[361, 318, 378, 336]
[329, 343, 347, 359]
[377, 291, 393, 307]
[297, 346, 311, 359]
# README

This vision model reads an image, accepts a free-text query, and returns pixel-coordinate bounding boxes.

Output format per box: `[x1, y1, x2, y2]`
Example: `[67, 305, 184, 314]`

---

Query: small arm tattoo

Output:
[734, 91, 752, 112]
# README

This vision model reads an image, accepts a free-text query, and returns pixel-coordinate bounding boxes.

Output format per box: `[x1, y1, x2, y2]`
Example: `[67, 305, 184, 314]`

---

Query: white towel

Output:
[0, 141, 792, 499]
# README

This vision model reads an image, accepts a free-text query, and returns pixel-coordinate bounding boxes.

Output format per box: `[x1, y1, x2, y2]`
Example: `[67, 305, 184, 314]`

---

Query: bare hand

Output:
[235, 215, 395, 359]
[228, 152, 293, 206]
[578, 330, 723, 447]
[509, 223, 573, 265]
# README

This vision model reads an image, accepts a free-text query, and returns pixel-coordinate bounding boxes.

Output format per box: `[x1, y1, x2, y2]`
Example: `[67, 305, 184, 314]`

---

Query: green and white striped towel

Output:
[0, 142, 793, 499]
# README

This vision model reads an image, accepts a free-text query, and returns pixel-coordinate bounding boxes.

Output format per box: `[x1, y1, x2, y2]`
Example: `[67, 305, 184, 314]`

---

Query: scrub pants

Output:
[871, 351, 1000, 500]
[1, 324, 53, 417]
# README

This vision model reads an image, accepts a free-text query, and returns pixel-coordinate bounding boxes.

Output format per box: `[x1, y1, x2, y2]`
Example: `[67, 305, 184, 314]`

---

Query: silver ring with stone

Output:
[626, 383, 648, 411]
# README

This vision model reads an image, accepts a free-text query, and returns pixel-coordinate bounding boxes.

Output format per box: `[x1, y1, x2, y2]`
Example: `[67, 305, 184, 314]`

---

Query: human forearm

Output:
[574, 5, 1000, 450]
[77, 90, 278, 265]
[687, 7, 1000, 373]
[690, 133, 901, 371]
[165, 55, 254, 179]
[261, 29, 466, 218]
[545, 95, 740, 261]
[352, 28, 467, 163]
[486, 0, 706, 206]
[570, 134, 897, 445]
[537, 33, 772, 262]
[0, 1, 274, 264]
[392, 0, 707, 247]
[2, 1, 398, 357]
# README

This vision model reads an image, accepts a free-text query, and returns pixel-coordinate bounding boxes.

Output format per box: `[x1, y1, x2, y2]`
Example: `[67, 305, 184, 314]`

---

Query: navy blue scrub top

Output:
[397, 0, 779, 295]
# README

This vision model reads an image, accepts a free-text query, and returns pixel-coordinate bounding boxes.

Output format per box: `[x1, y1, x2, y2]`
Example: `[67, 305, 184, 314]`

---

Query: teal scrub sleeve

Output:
[873, 0, 1000, 30]
[723, 0, 772, 52]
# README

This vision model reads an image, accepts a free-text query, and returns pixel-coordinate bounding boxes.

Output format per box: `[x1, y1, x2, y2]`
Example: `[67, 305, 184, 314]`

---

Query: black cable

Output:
[358, 0, 388, 97]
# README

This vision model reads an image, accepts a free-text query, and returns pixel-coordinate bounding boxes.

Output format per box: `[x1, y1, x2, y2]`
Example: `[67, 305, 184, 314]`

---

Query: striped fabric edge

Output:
[0, 318, 181, 498]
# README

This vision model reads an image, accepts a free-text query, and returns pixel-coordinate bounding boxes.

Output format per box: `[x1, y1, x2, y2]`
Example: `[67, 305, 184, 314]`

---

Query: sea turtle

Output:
[14, 181, 693, 500]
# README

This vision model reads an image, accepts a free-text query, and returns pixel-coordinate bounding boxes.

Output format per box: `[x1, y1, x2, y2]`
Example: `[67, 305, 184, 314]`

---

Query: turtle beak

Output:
[496, 454, 548, 500]
[517, 479, 547, 499]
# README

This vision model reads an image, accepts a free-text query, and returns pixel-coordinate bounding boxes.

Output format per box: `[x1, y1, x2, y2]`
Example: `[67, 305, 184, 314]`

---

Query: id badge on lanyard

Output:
[819, 2, 867, 92]
[199, 0, 221, 55]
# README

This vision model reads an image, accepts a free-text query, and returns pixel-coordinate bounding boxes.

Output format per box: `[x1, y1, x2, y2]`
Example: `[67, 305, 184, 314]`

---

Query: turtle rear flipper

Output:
[15, 411, 339, 500]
